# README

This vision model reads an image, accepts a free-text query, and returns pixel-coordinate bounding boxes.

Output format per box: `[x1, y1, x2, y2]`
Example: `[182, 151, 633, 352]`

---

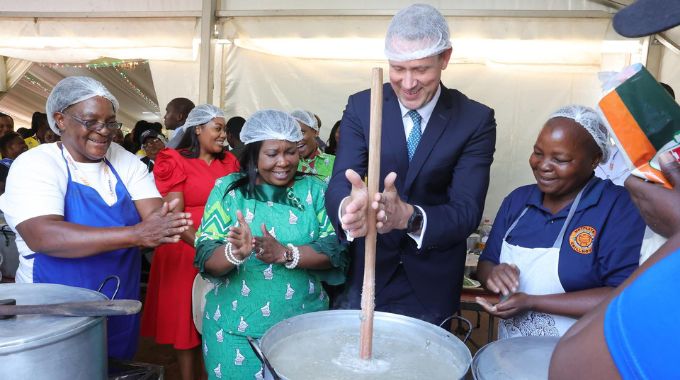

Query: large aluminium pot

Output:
[472, 336, 560, 380]
[257, 310, 472, 380]
[0, 283, 108, 380]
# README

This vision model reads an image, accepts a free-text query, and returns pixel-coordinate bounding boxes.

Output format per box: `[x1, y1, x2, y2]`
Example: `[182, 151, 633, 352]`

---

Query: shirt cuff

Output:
[338, 196, 354, 242]
[407, 205, 427, 249]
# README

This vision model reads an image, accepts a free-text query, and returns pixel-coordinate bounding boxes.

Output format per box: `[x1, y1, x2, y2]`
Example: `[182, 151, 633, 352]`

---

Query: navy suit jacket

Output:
[326, 83, 496, 319]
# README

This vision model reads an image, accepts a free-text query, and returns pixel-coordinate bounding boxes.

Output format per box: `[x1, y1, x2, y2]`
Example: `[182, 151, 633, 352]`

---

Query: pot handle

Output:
[247, 336, 283, 380]
[439, 315, 473, 343]
[97, 275, 121, 300]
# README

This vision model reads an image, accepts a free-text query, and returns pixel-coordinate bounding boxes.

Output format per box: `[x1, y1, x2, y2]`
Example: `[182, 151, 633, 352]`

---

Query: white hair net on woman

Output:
[170, 104, 225, 144]
[548, 105, 611, 162]
[384, 4, 452, 62]
[183, 104, 225, 129]
[290, 109, 319, 131]
[240, 109, 303, 145]
[46, 76, 119, 136]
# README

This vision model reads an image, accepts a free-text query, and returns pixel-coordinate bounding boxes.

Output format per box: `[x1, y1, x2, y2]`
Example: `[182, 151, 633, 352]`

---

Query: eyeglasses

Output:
[62, 113, 122, 131]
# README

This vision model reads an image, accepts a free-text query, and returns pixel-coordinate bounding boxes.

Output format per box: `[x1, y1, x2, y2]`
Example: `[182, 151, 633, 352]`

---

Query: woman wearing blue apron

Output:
[0, 76, 193, 359]
[476, 105, 645, 338]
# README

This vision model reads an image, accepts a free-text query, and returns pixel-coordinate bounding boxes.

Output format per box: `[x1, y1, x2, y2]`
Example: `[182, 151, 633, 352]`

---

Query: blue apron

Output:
[32, 147, 142, 359]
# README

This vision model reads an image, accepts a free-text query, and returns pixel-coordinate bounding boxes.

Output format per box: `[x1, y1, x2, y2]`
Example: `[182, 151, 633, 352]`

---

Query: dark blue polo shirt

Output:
[480, 177, 644, 292]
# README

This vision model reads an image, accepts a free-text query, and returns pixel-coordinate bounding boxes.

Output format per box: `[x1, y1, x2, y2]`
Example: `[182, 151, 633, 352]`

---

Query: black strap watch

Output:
[406, 206, 424, 234]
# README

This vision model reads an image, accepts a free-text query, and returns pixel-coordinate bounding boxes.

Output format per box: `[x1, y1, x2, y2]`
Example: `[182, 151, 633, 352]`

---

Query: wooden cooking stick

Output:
[360, 67, 383, 360]
[0, 299, 142, 317]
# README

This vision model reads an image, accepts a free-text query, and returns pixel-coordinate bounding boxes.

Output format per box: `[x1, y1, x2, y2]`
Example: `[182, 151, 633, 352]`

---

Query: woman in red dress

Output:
[142, 104, 239, 380]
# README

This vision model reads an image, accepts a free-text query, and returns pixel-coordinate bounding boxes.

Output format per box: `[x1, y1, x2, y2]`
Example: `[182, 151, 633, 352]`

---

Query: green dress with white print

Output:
[297, 149, 335, 183]
[194, 172, 347, 380]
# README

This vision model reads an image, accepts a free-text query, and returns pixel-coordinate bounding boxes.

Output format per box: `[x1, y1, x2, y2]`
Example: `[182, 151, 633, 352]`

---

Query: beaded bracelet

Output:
[224, 242, 245, 266]
[284, 244, 300, 269]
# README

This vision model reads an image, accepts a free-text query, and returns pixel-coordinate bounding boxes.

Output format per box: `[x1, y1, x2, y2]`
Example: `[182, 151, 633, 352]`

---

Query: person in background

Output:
[325, 120, 341, 155]
[195, 109, 346, 379]
[139, 129, 166, 173]
[141, 104, 239, 380]
[25, 112, 49, 148]
[0, 132, 28, 165]
[16, 127, 32, 139]
[0, 112, 14, 138]
[476, 105, 644, 338]
[549, 1, 680, 378]
[226, 116, 246, 160]
[313, 113, 328, 152]
[0, 132, 28, 193]
[326, 4, 496, 328]
[122, 132, 137, 153]
[0, 76, 192, 359]
[291, 109, 335, 183]
[164, 98, 196, 149]
[132, 121, 162, 158]
[112, 128, 125, 146]
[43, 127, 60, 144]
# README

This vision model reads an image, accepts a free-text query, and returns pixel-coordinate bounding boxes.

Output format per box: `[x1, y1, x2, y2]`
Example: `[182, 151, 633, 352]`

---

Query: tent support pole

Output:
[199, 0, 216, 104]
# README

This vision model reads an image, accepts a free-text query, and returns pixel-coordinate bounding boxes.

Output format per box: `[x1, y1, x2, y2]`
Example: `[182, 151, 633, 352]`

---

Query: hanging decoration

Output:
[39, 60, 147, 70]
[113, 66, 160, 111]
[23, 73, 52, 94]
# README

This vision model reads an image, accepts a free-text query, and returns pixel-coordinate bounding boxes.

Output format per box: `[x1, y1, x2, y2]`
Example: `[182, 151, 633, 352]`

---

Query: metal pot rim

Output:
[260, 309, 472, 379]
[0, 283, 107, 351]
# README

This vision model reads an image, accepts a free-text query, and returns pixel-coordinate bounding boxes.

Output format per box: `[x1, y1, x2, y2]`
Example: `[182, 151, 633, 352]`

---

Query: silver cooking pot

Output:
[0, 283, 110, 380]
[472, 336, 560, 380]
[256, 310, 472, 380]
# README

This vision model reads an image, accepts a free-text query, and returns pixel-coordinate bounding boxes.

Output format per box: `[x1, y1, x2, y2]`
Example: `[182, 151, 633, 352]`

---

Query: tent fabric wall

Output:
[0, 18, 200, 63]
[149, 60, 201, 114]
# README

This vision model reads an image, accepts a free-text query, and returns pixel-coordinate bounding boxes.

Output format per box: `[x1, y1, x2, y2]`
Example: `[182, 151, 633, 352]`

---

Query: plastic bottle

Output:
[477, 218, 493, 251]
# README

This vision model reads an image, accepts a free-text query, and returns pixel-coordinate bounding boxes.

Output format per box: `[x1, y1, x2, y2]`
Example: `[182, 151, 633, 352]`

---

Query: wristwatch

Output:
[283, 247, 295, 263]
[406, 206, 423, 234]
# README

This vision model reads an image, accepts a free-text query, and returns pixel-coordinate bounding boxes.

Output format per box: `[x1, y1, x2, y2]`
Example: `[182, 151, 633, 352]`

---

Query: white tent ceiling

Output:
[0, 0, 678, 216]
[0, 61, 159, 131]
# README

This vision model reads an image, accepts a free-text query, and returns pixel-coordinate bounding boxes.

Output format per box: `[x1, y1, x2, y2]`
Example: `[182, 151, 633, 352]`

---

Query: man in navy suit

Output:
[326, 4, 497, 327]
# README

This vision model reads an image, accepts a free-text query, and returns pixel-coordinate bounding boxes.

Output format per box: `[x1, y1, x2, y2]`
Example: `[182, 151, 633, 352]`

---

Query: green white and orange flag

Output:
[598, 64, 680, 188]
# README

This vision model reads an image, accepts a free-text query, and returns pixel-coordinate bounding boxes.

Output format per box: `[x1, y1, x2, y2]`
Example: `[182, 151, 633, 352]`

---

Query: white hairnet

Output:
[168, 104, 226, 144]
[46, 76, 119, 136]
[548, 105, 611, 162]
[290, 109, 319, 131]
[384, 4, 452, 62]
[240, 110, 303, 145]
[183, 104, 225, 129]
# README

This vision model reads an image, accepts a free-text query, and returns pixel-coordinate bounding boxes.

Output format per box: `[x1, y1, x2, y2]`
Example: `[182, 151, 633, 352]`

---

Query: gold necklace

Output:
[65, 153, 115, 198]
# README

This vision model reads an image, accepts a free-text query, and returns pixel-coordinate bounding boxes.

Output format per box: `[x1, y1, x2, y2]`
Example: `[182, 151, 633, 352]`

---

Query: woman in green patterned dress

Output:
[291, 109, 335, 183]
[194, 110, 347, 380]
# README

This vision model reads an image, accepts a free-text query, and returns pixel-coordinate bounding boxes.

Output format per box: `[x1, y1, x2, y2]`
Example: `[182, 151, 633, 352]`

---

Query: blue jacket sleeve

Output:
[419, 109, 496, 247]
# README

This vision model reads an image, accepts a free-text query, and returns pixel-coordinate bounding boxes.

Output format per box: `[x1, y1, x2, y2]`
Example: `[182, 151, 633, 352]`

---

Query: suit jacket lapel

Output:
[383, 85, 409, 182]
[404, 84, 456, 193]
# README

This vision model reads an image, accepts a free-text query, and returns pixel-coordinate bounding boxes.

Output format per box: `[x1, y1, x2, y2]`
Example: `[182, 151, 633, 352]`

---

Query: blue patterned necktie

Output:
[406, 110, 422, 161]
